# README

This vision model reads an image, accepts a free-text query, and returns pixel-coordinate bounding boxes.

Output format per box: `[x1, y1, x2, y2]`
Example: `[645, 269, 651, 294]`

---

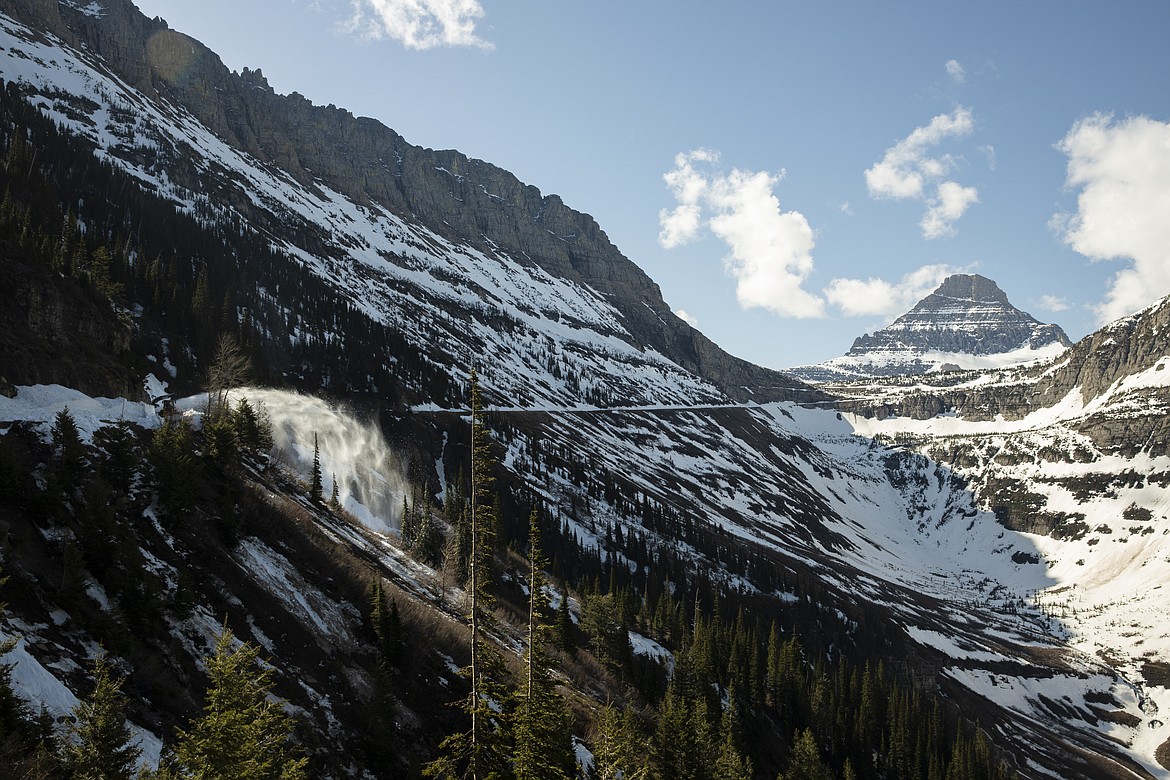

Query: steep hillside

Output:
[0, 0, 818, 407]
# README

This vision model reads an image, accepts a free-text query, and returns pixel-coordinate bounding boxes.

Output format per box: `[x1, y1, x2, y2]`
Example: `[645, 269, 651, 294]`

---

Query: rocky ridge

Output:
[2, 0, 817, 405]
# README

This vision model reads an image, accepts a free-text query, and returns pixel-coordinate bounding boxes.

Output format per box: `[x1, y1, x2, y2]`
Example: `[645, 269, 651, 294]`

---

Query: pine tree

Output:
[781, 728, 832, 780]
[231, 398, 268, 454]
[591, 703, 648, 780]
[651, 688, 691, 780]
[512, 509, 574, 780]
[713, 689, 752, 780]
[309, 434, 323, 504]
[426, 369, 510, 780]
[161, 627, 307, 780]
[151, 420, 199, 521]
[92, 421, 141, 495]
[62, 654, 142, 780]
[369, 580, 404, 667]
[50, 406, 86, 491]
[400, 495, 415, 548]
[556, 584, 575, 655]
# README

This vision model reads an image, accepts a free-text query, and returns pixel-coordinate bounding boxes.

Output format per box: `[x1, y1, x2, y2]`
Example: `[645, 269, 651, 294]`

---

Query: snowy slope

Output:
[843, 362, 1170, 777]
[0, 10, 722, 409]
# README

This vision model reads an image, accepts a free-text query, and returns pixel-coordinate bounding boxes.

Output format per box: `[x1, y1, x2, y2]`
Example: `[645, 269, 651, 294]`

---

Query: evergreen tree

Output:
[92, 421, 142, 495]
[309, 434, 323, 504]
[369, 580, 404, 667]
[651, 688, 692, 780]
[62, 654, 142, 780]
[151, 420, 199, 521]
[512, 509, 574, 780]
[50, 406, 86, 491]
[161, 627, 307, 780]
[203, 413, 239, 470]
[231, 398, 271, 454]
[780, 728, 832, 780]
[400, 495, 415, 548]
[555, 585, 575, 655]
[426, 369, 510, 780]
[713, 689, 752, 780]
[590, 703, 648, 780]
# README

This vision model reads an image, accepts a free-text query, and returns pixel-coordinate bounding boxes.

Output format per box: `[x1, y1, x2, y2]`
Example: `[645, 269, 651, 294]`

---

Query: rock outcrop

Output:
[0, 239, 137, 399]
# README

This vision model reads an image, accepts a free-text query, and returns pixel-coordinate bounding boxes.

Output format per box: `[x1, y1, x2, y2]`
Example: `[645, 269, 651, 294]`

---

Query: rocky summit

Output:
[788, 273, 1072, 382]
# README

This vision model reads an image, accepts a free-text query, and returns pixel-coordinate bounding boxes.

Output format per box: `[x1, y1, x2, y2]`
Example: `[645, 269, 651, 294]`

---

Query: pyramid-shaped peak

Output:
[930, 274, 1009, 304]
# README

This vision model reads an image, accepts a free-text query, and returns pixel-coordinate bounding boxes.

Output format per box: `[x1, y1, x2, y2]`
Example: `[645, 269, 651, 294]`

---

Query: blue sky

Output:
[131, 0, 1170, 369]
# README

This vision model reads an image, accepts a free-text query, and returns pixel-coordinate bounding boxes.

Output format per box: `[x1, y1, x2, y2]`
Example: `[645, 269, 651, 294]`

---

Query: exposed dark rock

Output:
[0, 239, 139, 399]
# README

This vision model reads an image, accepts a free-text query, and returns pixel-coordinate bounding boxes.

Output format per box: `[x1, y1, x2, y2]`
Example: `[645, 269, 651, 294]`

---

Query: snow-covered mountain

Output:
[1, 2, 1169, 778]
[789, 274, 1072, 382]
[0, 0, 818, 410]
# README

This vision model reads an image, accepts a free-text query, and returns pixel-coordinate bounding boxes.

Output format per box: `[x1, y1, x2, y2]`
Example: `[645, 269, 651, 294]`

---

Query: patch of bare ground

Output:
[1142, 660, 1170, 687]
[1157, 737, 1170, 771]
[1089, 706, 1142, 728]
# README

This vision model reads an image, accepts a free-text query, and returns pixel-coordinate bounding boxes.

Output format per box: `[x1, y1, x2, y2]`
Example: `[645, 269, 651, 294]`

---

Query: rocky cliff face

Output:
[848, 274, 1071, 357]
[3, 0, 816, 404]
[789, 274, 1071, 382]
[0, 239, 137, 399]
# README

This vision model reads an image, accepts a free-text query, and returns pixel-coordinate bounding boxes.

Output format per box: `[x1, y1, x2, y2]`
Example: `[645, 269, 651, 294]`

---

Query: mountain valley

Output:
[0, 2, 1168, 779]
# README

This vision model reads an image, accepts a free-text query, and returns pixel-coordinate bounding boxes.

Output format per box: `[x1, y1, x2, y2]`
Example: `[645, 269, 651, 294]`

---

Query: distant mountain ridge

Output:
[789, 273, 1071, 382]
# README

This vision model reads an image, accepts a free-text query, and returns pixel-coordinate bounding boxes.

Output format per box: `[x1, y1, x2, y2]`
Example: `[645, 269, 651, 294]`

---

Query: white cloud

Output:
[920, 181, 979, 239]
[978, 145, 997, 171]
[658, 149, 717, 249]
[674, 309, 699, 327]
[865, 107, 973, 200]
[1055, 114, 1170, 323]
[945, 59, 966, 84]
[1039, 294, 1071, 313]
[864, 107, 979, 238]
[839, 201, 854, 216]
[824, 264, 956, 318]
[658, 151, 825, 318]
[346, 0, 493, 50]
